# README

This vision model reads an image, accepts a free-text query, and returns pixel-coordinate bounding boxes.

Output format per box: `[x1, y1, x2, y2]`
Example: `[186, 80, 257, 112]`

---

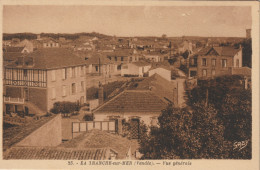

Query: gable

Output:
[206, 48, 219, 56]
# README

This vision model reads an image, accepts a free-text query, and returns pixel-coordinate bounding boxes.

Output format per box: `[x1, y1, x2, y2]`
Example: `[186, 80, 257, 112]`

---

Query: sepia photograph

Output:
[0, 1, 259, 169]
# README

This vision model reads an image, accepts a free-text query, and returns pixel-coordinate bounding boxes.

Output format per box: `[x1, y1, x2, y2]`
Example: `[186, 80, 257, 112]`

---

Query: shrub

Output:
[83, 114, 93, 121]
[50, 101, 80, 115]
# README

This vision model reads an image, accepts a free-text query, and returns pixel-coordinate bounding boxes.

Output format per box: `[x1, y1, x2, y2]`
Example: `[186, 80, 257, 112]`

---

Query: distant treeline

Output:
[3, 32, 111, 41]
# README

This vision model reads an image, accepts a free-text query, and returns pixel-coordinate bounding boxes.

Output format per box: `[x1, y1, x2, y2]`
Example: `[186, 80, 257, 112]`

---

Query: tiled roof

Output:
[149, 62, 172, 71]
[60, 129, 138, 159]
[94, 90, 168, 113]
[3, 52, 25, 61]
[85, 54, 113, 65]
[5, 48, 86, 69]
[232, 67, 251, 77]
[132, 74, 175, 102]
[4, 147, 108, 160]
[3, 47, 24, 53]
[131, 61, 151, 67]
[197, 46, 240, 57]
[3, 115, 57, 152]
[107, 49, 133, 56]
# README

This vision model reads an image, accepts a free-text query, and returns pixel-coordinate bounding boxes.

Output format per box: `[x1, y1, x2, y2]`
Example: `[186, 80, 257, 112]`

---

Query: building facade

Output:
[3, 48, 87, 115]
[188, 46, 242, 78]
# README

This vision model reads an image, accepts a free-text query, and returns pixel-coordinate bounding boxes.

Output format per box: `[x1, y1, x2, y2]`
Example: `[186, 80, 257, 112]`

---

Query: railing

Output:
[72, 121, 116, 138]
[4, 97, 24, 104]
[4, 79, 47, 87]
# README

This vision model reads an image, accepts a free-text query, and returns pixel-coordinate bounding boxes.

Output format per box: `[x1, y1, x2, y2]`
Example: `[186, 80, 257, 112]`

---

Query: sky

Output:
[3, 5, 252, 37]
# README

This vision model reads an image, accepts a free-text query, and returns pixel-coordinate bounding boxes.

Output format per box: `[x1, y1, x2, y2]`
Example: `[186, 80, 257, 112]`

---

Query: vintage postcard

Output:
[0, 0, 259, 169]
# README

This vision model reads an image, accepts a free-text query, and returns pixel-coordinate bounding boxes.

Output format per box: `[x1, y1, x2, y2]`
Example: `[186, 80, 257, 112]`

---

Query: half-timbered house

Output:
[3, 48, 87, 115]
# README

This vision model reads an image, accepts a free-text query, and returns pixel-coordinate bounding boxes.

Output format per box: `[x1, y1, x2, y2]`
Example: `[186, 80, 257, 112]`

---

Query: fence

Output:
[72, 120, 116, 138]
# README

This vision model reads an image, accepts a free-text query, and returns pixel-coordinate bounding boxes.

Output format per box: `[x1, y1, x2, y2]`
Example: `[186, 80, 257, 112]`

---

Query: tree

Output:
[182, 50, 190, 59]
[139, 103, 225, 159]
[162, 34, 167, 39]
[186, 75, 252, 159]
[179, 64, 188, 75]
[167, 58, 177, 65]
[50, 101, 80, 116]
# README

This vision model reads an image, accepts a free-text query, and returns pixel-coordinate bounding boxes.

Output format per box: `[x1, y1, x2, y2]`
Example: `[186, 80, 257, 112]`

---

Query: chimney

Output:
[243, 77, 248, 90]
[173, 81, 178, 107]
[98, 82, 104, 105]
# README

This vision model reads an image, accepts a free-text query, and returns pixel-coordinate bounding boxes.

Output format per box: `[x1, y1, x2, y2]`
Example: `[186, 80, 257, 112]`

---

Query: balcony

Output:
[4, 97, 24, 104]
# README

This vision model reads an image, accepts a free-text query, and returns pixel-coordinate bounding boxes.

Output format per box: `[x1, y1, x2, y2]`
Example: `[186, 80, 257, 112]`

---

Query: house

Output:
[3, 114, 133, 160]
[106, 49, 139, 70]
[148, 62, 186, 81]
[3, 46, 30, 53]
[148, 66, 172, 81]
[85, 54, 117, 76]
[42, 38, 60, 48]
[14, 39, 34, 53]
[3, 48, 87, 116]
[93, 90, 169, 137]
[60, 129, 138, 160]
[93, 73, 188, 138]
[3, 40, 12, 47]
[188, 46, 243, 78]
[3, 47, 30, 65]
[178, 40, 193, 54]
[121, 61, 151, 77]
[143, 51, 165, 62]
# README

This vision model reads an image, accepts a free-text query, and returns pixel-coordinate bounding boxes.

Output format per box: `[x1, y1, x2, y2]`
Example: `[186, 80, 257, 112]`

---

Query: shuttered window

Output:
[62, 68, 67, 80]
[72, 83, 76, 94]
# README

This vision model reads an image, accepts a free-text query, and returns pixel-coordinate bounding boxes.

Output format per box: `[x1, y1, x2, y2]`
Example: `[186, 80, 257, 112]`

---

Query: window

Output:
[236, 59, 239, 67]
[72, 83, 76, 94]
[62, 85, 66, 97]
[62, 68, 67, 80]
[24, 70, 27, 77]
[81, 81, 84, 92]
[222, 59, 227, 67]
[115, 57, 117, 61]
[212, 59, 216, 66]
[51, 87, 56, 99]
[95, 66, 99, 72]
[72, 67, 76, 78]
[212, 69, 216, 76]
[202, 69, 207, 77]
[121, 57, 124, 61]
[51, 70, 56, 81]
[13, 70, 18, 80]
[202, 58, 207, 66]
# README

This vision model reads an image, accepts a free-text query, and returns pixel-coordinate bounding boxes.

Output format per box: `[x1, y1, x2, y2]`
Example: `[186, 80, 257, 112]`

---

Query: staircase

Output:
[24, 102, 46, 116]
